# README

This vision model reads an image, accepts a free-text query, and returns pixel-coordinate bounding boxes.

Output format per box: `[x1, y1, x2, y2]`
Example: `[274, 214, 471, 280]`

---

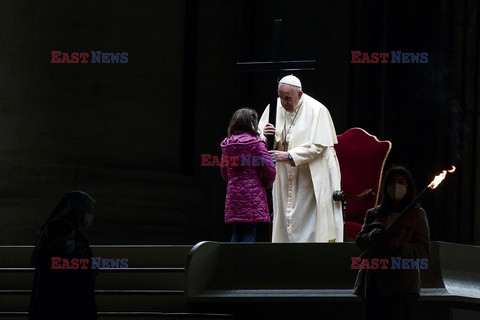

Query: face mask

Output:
[65, 240, 76, 254]
[80, 214, 94, 228]
[386, 183, 407, 201]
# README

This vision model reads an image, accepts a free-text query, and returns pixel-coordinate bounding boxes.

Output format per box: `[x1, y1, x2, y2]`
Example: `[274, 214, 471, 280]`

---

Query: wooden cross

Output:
[237, 19, 317, 150]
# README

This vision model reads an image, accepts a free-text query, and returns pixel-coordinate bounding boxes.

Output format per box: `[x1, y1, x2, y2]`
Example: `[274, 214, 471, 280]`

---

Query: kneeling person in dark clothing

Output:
[29, 191, 97, 320]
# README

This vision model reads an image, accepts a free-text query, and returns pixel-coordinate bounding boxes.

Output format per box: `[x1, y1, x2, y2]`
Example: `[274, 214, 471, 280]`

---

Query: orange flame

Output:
[428, 166, 456, 189]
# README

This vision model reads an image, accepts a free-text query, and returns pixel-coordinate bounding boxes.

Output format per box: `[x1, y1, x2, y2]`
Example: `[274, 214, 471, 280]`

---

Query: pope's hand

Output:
[263, 123, 276, 136]
[269, 150, 289, 162]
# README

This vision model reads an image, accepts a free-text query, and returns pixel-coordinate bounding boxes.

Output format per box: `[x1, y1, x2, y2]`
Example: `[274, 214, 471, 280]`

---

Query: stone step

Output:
[0, 245, 193, 268]
[0, 290, 186, 312]
[0, 311, 234, 320]
[0, 267, 185, 290]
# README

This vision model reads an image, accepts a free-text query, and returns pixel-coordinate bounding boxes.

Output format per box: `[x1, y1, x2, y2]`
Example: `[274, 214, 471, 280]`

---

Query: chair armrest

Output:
[333, 189, 375, 201]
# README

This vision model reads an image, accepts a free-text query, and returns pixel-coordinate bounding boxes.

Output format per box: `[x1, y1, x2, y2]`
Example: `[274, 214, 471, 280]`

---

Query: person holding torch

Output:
[354, 165, 431, 320]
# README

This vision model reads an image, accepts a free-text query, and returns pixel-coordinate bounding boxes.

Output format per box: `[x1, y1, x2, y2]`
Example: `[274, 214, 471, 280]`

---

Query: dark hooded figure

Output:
[29, 191, 97, 320]
[353, 165, 430, 320]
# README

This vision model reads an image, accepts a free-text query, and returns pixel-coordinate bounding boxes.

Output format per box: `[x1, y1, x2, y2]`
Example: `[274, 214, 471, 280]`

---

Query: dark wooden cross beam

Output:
[237, 19, 317, 150]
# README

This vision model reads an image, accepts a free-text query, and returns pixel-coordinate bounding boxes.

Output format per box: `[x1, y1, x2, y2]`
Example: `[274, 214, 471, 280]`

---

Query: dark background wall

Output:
[0, 0, 478, 245]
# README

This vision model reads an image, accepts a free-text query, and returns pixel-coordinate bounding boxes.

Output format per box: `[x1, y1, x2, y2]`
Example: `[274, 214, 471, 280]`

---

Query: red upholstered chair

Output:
[333, 128, 392, 242]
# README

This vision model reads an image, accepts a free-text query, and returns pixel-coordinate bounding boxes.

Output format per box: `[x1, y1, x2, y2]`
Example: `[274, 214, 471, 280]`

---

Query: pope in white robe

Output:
[258, 75, 343, 243]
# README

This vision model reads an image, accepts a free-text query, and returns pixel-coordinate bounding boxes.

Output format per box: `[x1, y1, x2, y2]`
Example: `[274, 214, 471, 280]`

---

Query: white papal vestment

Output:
[259, 94, 343, 242]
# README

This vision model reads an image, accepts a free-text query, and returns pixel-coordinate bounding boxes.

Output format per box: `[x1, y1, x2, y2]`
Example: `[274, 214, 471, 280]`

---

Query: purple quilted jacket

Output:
[220, 132, 276, 224]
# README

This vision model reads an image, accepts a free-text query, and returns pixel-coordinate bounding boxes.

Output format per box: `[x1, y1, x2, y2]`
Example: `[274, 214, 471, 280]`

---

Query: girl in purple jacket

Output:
[220, 108, 276, 242]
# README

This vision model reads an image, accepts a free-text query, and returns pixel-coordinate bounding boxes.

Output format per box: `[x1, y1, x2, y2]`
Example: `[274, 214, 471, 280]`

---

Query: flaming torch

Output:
[428, 166, 456, 189]
[385, 166, 456, 231]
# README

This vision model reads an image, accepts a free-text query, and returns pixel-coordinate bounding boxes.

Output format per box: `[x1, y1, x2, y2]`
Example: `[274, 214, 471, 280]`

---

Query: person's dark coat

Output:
[353, 204, 430, 298]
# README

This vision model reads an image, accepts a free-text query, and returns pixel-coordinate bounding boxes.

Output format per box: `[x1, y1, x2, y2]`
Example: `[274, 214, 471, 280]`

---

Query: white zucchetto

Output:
[279, 75, 302, 88]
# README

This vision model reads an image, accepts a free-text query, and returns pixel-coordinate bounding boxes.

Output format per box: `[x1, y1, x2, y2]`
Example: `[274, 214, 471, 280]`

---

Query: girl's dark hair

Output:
[379, 165, 417, 213]
[227, 108, 259, 137]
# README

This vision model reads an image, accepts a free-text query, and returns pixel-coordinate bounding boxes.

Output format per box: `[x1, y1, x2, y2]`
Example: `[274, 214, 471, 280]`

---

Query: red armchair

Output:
[333, 128, 392, 242]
